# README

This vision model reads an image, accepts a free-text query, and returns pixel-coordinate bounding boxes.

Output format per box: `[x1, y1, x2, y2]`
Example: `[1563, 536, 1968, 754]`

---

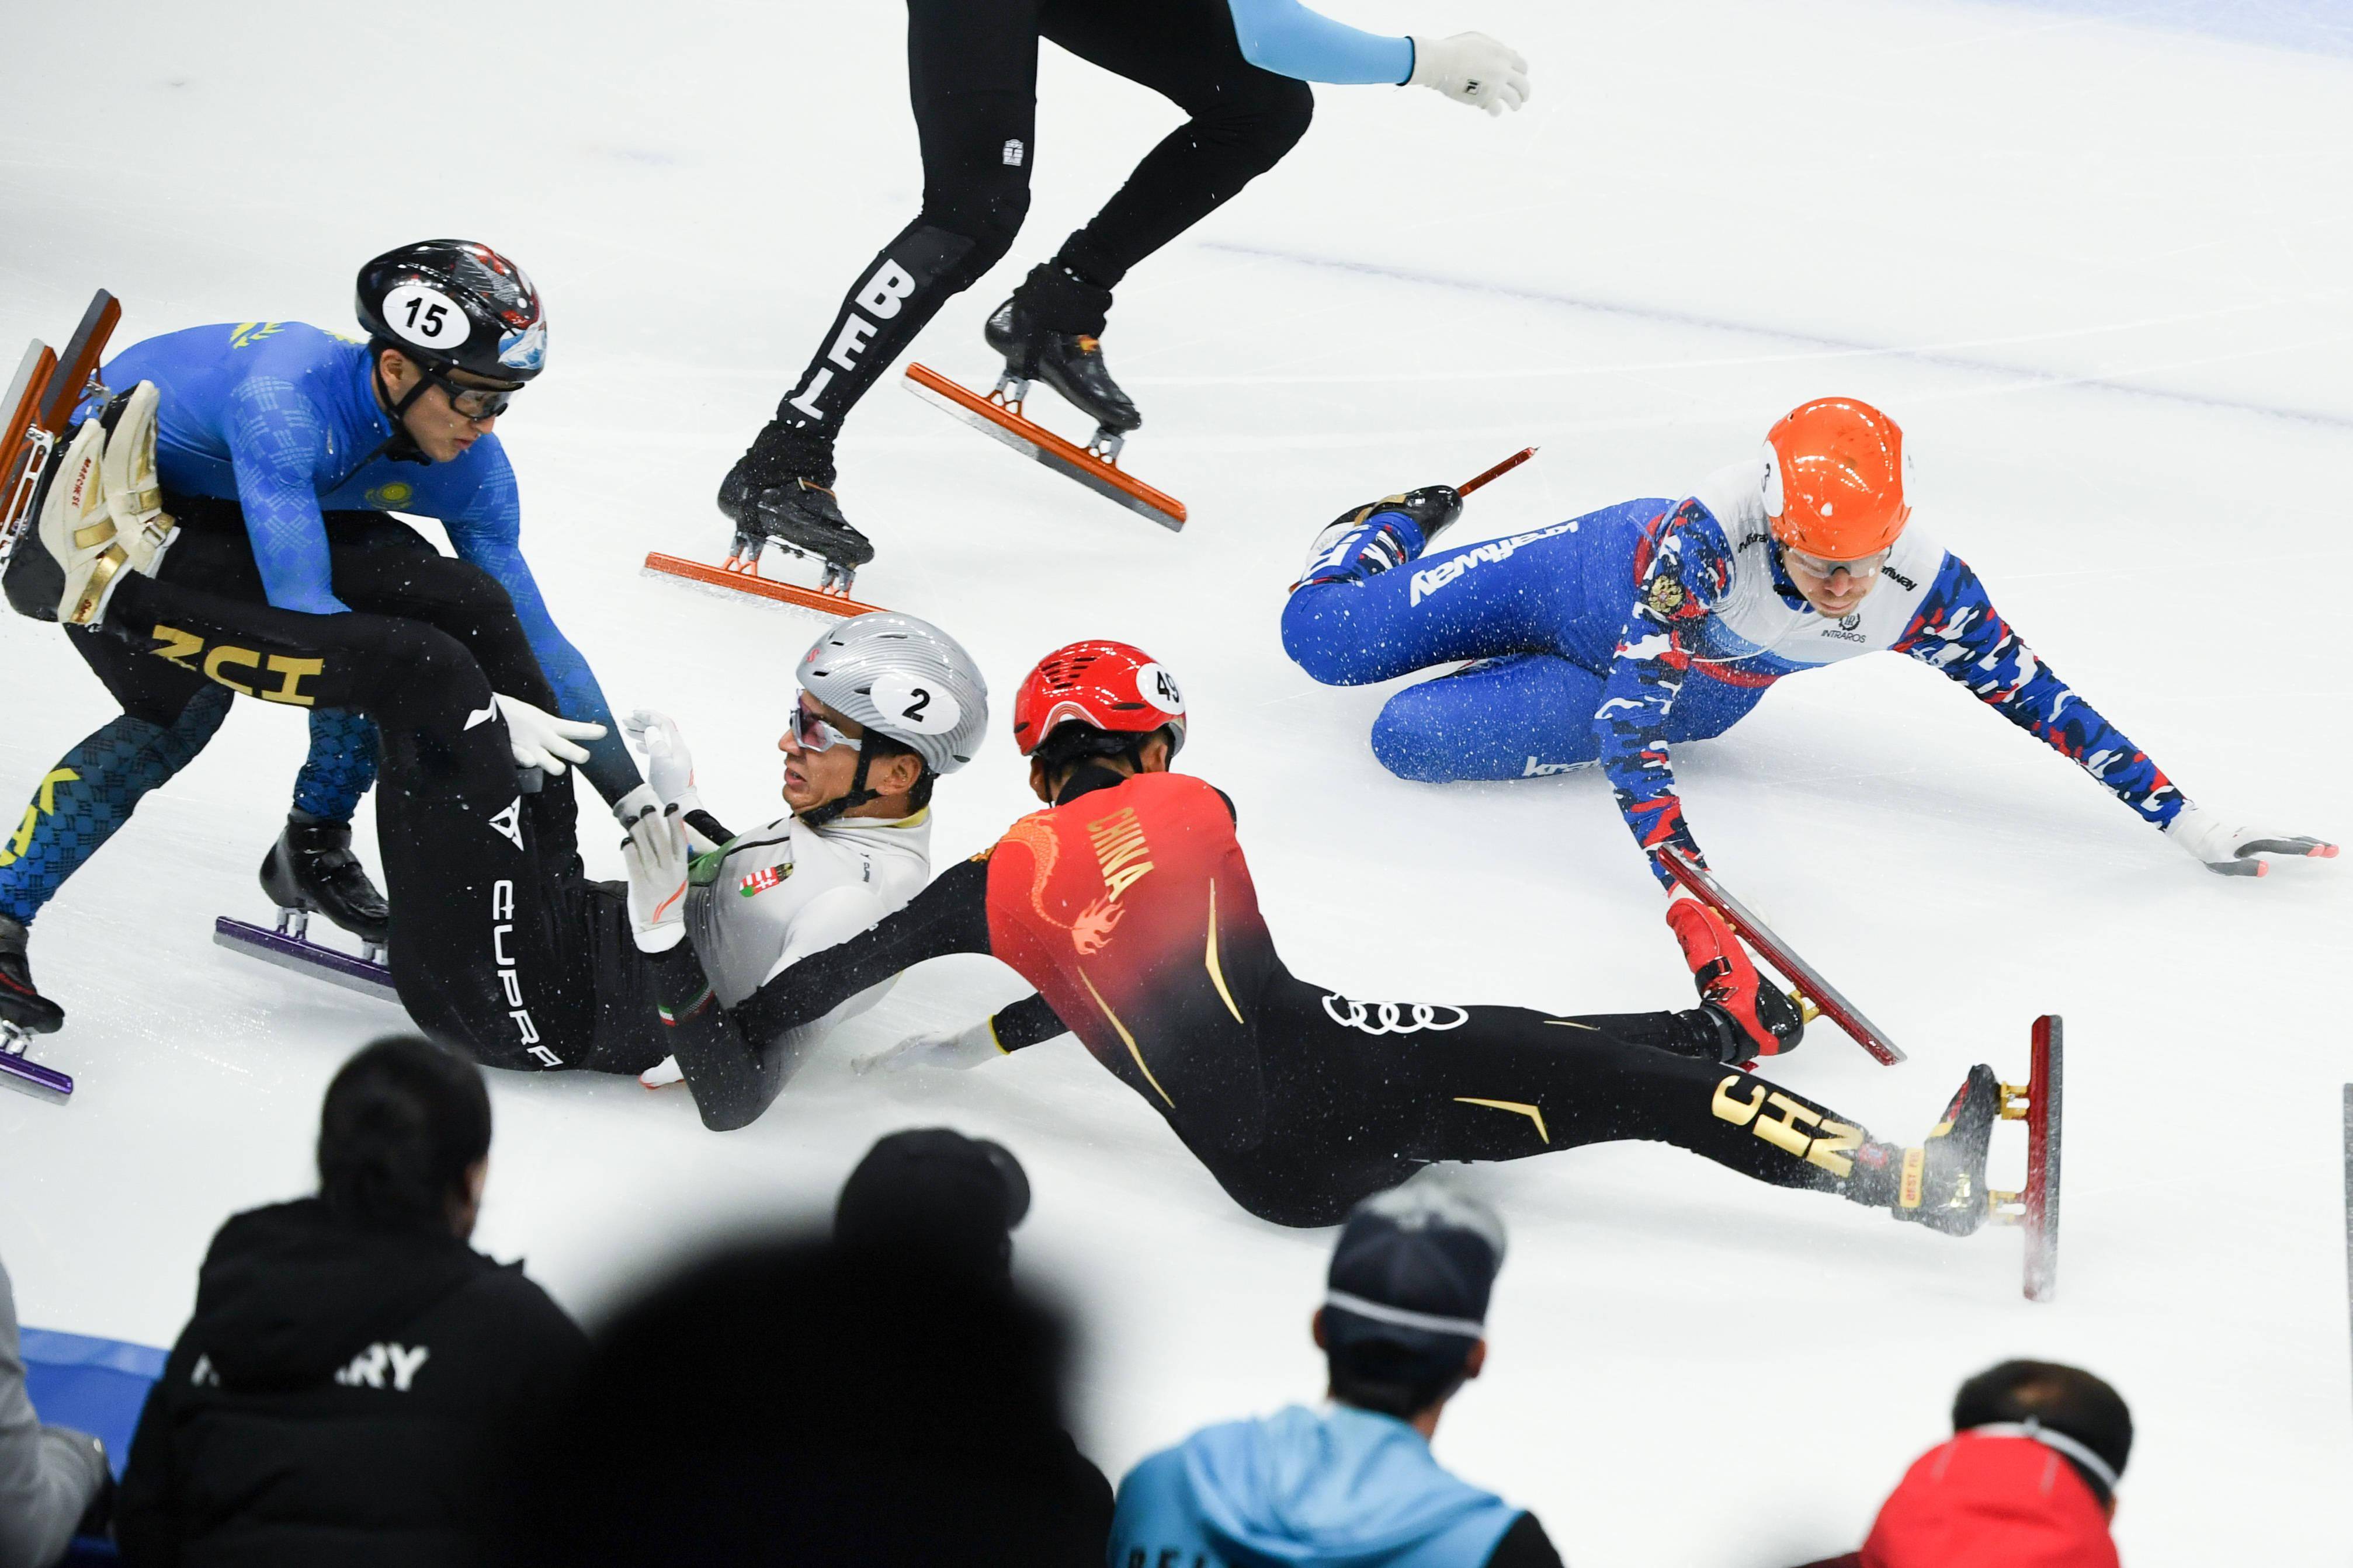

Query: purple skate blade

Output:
[0, 1045, 72, 1100]
[212, 917, 398, 1003]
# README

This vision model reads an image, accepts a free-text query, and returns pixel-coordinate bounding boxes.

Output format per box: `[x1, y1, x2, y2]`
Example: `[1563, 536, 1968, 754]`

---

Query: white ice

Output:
[4, 1, 2349, 1560]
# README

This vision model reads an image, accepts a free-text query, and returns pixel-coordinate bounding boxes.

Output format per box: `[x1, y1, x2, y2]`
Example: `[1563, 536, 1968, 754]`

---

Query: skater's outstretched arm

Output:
[1893, 552, 2334, 874]
[1226, 0, 1412, 84]
[653, 858, 997, 1131]
[441, 455, 640, 806]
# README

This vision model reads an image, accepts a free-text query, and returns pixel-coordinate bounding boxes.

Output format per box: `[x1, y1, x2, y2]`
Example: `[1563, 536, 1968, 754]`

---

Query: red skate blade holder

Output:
[901, 362, 1186, 531]
[1990, 1013, 2063, 1303]
[640, 552, 890, 618]
[1656, 845, 1906, 1066]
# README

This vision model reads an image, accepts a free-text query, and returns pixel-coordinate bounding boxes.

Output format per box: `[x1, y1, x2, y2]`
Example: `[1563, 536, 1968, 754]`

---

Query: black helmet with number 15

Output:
[356, 239, 548, 385]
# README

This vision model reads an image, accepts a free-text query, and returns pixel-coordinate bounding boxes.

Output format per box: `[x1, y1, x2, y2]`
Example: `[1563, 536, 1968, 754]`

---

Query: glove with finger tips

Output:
[495, 693, 603, 776]
[623, 708, 700, 810]
[620, 801, 691, 952]
[1407, 33, 1531, 116]
[2165, 802, 2340, 878]
[853, 1021, 1002, 1077]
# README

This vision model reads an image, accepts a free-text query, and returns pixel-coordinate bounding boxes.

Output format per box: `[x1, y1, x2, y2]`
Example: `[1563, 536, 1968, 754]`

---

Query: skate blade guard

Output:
[902, 363, 1186, 530]
[213, 917, 399, 1004]
[1987, 1014, 2063, 1302]
[0, 1022, 74, 1101]
[640, 551, 889, 618]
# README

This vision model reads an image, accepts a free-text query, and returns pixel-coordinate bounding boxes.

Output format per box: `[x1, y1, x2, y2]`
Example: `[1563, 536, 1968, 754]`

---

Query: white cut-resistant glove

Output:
[494, 693, 603, 775]
[1406, 33, 1530, 116]
[619, 800, 690, 952]
[623, 708, 703, 812]
[2164, 802, 2338, 878]
[853, 1020, 1003, 1077]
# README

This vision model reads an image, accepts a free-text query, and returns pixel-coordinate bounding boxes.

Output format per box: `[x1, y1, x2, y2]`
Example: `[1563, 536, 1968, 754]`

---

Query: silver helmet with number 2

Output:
[796, 611, 990, 775]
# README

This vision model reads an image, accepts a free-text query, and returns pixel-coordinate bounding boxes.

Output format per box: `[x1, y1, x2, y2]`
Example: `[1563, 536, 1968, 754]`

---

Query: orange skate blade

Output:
[641, 552, 887, 617]
[903, 362, 1185, 530]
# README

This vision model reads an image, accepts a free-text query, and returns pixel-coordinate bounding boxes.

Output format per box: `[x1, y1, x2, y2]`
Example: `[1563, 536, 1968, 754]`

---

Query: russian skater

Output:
[30, 420, 990, 1082]
[628, 639, 2014, 1244]
[0, 240, 642, 1045]
[717, 0, 1532, 579]
[1279, 397, 2335, 958]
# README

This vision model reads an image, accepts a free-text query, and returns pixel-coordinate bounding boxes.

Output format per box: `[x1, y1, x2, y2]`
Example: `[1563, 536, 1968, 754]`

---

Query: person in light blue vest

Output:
[1107, 1184, 1561, 1568]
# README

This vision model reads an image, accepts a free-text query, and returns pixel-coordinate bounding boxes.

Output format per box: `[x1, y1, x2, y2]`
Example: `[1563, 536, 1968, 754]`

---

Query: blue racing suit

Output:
[1282, 460, 2184, 884]
[0, 321, 632, 927]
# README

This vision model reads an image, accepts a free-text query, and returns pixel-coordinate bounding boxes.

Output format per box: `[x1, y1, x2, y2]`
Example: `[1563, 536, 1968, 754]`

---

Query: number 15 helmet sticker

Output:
[356, 239, 549, 383]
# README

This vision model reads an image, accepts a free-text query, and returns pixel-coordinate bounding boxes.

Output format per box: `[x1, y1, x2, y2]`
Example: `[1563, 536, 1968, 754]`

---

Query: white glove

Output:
[619, 799, 690, 952]
[494, 693, 603, 775]
[853, 1020, 1003, 1077]
[2164, 803, 2338, 878]
[623, 708, 702, 810]
[1406, 33, 1529, 116]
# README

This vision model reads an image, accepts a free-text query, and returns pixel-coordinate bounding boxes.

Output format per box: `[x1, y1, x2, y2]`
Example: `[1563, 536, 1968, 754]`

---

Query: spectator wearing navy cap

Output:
[1108, 1182, 1562, 1568]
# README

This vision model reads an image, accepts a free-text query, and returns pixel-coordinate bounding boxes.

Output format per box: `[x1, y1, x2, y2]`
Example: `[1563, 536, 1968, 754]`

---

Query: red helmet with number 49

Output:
[1011, 640, 1188, 758]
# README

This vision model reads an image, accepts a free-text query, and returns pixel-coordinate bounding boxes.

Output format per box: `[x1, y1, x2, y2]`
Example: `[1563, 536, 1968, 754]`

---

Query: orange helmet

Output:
[1763, 397, 1910, 560]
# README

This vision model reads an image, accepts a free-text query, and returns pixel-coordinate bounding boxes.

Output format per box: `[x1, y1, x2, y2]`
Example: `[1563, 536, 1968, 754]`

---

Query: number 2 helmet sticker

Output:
[869, 669, 962, 735]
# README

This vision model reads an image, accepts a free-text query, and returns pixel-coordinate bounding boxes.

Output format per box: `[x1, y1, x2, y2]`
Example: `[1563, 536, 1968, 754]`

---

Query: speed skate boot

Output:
[98, 381, 178, 574]
[0, 915, 65, 1040]
[260, 819, 391, 951]
[37, 419, 124, 626]
[985, 262, 1140, 459]
[1890, 1064, 2004, 1235]
[1667, 893, 1804, 1061]
[1296, 485, 1466, 589]
[715, 422, 874, 592]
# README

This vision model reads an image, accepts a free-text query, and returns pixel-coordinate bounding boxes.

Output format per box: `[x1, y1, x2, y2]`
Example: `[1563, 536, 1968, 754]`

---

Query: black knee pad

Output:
[1210, 77, 1315, 171]
[909, 178, 1028, 290]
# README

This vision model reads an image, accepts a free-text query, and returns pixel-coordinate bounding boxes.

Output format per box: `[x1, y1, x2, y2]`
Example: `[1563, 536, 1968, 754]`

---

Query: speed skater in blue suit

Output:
[1281, 398, 2335, 1035]
[0, 239, 646, 1041]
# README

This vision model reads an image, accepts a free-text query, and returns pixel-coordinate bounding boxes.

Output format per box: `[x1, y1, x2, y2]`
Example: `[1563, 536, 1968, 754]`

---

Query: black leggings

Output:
[775, 0, 1314, 437]
[1200, 974, 1876, 1227]
[100, 571, 668, 1075]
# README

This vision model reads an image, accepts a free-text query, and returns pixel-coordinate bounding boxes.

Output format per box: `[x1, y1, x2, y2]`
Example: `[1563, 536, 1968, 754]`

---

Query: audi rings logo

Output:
[1321, 993, 1469, 1035]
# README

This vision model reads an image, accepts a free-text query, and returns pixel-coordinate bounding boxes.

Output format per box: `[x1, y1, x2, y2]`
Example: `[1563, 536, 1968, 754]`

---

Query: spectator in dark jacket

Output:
[1109, 1181, 1563, 1568]
[116, 1035, 585, 1568]
[1797, 1360, 2132, 1568]
[493, 1128, 1106, 1567]
[1, 1253, 110, 1568]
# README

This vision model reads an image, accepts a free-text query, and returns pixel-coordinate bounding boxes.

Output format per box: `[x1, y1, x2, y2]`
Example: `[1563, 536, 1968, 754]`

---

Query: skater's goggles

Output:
[788, 696, 862, 755]
[1778, 542, 1890, 582]
[424, 368, 521, 421]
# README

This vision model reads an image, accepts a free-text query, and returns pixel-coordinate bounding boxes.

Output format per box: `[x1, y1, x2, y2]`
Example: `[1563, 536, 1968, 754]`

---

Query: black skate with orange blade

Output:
[1887, 1018, 2065, 1301]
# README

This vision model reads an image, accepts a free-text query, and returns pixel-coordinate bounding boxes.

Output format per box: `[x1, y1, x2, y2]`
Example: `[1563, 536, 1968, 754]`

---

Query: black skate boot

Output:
[1890, 1064, 2003, 1236]
[1297, 486, 1466, 589]
[716, 423, 874, 592]
[0, 914, 65, 1038]
[985, 263, 1141, 458]
[260, 819, 390, 950]
[1682, 991, 1806, 1065]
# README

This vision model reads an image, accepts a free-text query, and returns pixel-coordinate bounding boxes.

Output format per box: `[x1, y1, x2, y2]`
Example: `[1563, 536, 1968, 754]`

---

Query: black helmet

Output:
[355, 239, 547, 384]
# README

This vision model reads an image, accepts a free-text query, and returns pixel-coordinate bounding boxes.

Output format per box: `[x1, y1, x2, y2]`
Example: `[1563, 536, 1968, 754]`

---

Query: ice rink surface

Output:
[4, 0, 2349, 1559]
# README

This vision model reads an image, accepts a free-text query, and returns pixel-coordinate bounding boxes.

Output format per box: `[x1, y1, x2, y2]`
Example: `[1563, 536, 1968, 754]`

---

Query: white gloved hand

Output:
[494, 693, 603, 775]
[619, 799, 690, 952]
[623, 708, 702, 810]
[853, 1020, 1003, 1077]
[2164, 803, 2338, 878]
[1406, 33, 1529, 116]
